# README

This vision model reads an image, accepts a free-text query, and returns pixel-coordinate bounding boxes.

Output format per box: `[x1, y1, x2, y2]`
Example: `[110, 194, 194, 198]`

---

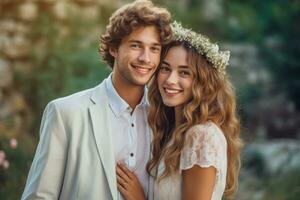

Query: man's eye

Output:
[151, 46, 161, 53]
[131, 44, 141, 48]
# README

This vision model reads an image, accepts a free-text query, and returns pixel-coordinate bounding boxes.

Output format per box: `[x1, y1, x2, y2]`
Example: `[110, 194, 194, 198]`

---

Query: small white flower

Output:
[0, 150, 5, 164]
[2, 160, 10, 169]
[10, 138, 18, 149]
[171, 21, 230, 75]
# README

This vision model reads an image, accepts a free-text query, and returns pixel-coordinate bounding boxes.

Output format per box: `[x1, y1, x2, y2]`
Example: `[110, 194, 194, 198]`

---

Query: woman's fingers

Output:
[116, 163, 146, 200]
[117, 173, 128, 189]
[117, 182, 129, 198]
[116, 165, 133, 199]
[118, 163, 136, 180]
[116, 164, 131, 182]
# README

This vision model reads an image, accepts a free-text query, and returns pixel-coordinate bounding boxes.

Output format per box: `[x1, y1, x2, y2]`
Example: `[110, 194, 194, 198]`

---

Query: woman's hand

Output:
[116, 163, 146, 200]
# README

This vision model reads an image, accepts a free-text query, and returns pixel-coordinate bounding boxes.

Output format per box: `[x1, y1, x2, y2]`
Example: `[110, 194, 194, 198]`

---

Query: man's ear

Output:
[109, 47, 117, 58]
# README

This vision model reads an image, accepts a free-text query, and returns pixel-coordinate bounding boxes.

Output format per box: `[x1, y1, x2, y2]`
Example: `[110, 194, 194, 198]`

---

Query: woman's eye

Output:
[180, 70, 191, 76]
[160, 65, 170, 72]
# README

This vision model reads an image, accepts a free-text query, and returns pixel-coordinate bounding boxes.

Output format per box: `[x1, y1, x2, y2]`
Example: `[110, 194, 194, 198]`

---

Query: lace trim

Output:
[179, 122, 226, 185]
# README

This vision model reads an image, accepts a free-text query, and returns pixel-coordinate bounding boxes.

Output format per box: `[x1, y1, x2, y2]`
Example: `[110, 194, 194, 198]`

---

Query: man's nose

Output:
[138, 49, 151, 64]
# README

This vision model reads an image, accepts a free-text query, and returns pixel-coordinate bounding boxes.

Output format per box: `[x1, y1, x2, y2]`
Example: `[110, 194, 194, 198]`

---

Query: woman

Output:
[116, 22, 243, 200]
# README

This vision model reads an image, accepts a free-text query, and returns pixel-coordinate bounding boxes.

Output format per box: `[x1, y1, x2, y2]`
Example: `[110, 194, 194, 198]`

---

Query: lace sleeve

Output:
[180, 122, 227, 174]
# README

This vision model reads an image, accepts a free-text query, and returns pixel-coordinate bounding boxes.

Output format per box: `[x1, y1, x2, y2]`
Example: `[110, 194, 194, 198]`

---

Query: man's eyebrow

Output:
[152, 43, 162, 47]
[128, 40, 142, 44]
[128, 40, 161, 46]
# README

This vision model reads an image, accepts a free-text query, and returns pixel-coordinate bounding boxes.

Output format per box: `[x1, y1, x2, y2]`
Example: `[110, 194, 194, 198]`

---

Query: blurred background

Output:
[0, 0, 299, 199]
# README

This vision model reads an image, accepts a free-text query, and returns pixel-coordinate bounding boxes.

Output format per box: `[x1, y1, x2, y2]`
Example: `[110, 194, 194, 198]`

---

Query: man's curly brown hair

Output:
[99, 0, 172, 68]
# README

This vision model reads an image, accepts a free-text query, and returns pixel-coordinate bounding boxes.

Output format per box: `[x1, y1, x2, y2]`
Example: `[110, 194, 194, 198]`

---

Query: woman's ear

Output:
[109, 47, 117, 58]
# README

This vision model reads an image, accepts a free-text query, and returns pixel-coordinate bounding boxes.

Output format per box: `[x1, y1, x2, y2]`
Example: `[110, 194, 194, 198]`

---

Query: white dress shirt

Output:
[105, 74, 150, 200]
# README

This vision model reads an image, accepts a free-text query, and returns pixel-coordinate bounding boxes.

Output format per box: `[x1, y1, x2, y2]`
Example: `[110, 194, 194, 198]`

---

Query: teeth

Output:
[165, 88, 180, 94]
[133, 65, 150, 74]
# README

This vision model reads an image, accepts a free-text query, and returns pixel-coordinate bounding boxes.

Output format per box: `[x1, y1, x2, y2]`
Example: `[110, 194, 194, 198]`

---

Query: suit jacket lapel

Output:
[89, 83, 117, 200]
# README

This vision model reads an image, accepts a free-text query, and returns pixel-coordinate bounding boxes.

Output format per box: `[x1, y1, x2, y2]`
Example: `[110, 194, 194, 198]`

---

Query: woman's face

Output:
[157, 45, 194, 107]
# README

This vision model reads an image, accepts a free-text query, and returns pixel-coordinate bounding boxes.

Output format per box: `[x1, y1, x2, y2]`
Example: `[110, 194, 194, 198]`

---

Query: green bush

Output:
[0, 135, 35, 199]
[263, 168, 300, 200]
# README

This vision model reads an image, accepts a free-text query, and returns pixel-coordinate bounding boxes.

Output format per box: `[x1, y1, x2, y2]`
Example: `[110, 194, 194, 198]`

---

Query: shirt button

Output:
[131, 123, 134, 127]
[130, 153, 134, 157]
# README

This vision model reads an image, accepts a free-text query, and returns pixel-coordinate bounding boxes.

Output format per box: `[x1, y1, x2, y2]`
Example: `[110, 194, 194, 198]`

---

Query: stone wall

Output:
[0, 0, 117, 139]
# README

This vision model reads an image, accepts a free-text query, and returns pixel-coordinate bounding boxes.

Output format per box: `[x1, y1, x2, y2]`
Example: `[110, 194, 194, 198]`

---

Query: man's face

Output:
[110, 25, 162, 87]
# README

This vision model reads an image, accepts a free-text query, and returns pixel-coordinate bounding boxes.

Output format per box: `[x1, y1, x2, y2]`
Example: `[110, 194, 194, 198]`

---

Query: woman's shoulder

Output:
[180, 121, 227, 172]
[186, 121, 227, 146]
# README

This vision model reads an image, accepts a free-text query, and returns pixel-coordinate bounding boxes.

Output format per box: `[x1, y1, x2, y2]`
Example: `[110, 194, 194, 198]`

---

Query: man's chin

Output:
[130, 75, 153, 86]
[131, 79, 150, 87]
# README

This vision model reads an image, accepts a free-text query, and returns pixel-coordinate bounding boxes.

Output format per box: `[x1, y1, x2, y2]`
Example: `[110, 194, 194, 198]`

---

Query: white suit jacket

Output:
[21, 79, 154, 200]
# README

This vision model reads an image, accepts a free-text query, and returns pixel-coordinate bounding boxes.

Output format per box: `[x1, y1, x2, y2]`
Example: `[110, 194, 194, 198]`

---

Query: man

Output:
[21, 1, 172, 199]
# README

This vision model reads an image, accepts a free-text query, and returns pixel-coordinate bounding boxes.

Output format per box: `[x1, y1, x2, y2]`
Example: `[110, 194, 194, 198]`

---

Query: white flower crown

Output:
[171, 21, 230, 75]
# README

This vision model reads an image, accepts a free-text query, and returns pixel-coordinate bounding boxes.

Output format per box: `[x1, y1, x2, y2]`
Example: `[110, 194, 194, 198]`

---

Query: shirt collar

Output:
[140, 86, 149, 107]
[105, 73, 148, 117]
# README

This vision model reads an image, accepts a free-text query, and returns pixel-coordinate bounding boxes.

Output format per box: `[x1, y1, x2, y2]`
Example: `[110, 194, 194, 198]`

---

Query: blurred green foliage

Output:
[15, 13, 111, 136]
[0, 136, 35, 199]
[242, 148, 266, 177]
[263, 167, 300, 200]
[224, 0, 300, 109]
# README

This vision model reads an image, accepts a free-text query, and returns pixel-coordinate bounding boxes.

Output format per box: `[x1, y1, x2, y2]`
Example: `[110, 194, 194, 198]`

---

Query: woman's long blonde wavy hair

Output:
[147, 41, 243, 199]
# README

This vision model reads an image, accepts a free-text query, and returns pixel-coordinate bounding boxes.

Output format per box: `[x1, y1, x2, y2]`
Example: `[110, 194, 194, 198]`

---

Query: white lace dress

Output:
[153, 122, 227, 200]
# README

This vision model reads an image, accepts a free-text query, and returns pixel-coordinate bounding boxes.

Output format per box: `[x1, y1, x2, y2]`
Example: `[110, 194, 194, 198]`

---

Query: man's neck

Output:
[112, 73, 144, 110]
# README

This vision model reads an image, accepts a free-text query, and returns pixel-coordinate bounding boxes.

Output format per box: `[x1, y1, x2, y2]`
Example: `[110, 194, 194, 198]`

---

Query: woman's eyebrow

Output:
[161, 61, 189, 69]
[161, 61, 170, 66]
[178, 65, 189, 69]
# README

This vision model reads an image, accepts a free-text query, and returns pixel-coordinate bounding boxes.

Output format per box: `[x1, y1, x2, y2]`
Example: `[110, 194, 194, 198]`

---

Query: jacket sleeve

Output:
[21, 101, 68, 200]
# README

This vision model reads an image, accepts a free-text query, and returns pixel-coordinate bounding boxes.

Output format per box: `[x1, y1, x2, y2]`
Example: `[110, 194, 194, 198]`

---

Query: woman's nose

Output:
[166, 71, 178, 84]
